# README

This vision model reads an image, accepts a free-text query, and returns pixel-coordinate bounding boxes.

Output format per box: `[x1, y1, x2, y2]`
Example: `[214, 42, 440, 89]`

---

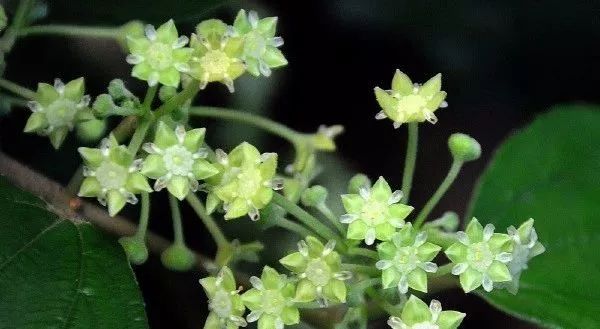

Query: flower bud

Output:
[119, 236, 149, 265]
[117, 20, 144, 50]
[161, 244, 196, 271]
[348, 174, 371, 194]
[301, 185, 328, 207]
[0, 6, 7, 32]
[158, 85, 177, 102]
[448, 133, 481, 162]
[76, 118, 107, 143]
[428, 211, 460, 232]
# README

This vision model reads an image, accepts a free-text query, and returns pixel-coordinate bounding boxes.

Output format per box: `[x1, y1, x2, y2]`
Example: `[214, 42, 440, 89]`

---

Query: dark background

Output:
[1, 0, 599, 328]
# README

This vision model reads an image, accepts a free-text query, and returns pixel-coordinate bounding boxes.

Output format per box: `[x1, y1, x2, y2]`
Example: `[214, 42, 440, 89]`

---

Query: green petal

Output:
[377, 241, 397, 259]
[460, 268, 483, 293]
[193, 159, 219, 180]
[107, 190, 127, 216]
[154, 121, 178, 148]
[391, 70, 413, 95]
[49, 127, 69, 149]
[78, 177, 102, 197]
[279, 252, 307, 272]
[437, 311, 466, 329]
[183, 127, 206, 151]
[260, 266, 281, 289]
[401, 295, 432, 325]
[23, 112, 48, 133]
[141, 154, 168, 179]
[489, 233, 512, 252]
[173, 47, 193, 62]
[215, 181, 239, 202]
[64, 77, 85, 101]
[78, 147, 104, 168]
[241, 288, 261, 309]
[517, 218, 535, 241]
[223, 37, 244, 58]
[156, 19, 178, 43]
[381, 268, 399, 288]
[206, 193, 221, 214]
[220, 266, 237, 291]
[233, 9, 251, 34]
[229, 142, 260, 166]
[227, 61, 247, 80]
[258, 314, 276, 329]
[389, 204, 414, 220]
[426, 91, 447, 110]
[375, 223, 395, 241]
[245, 58, 260, 77]
[258, 17, 278, 38]
[444, 243, 467, 263]
[36, 83, 59, 106]
[419, 73, 442, 97]
[251, 188, 273, 208]
[203, 312, 220, 329]
[341, 194, 364, 214]
[305, 236, 325, 255]
[295, 279, 317, 302]
[465, 218, 484, 242]
[158, 67, 181, 88]
[407, 268, 428, 293]
[167, 175, 190, 200]
[224, 197, 249, 219]
[127, 36, 151, 54]
[371, 176, 392, 202]
[263, 47, 288, 68]
[346, 220, 367, 240]
[199, 277, 218, 297]
[323, 279, 346, 303]
[281, 306, 300, 325]
[109, 145, 134, 166]
[259, 153, 277, 179]
[417, 242, 442, 262]
[131, 62, 152, 80]
[488, 261, 512, 282]
[374, 87, 399, 121]
[126, 173, 152, 193]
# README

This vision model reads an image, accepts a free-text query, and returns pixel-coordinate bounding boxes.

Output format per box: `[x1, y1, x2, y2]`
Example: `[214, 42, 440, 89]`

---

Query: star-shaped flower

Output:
[200, 266, 247, 329]
[387, 296, 465, 329]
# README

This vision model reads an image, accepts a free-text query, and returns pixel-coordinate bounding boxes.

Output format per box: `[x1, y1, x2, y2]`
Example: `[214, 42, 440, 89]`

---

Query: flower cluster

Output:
[125, 10, 287, 92]
[388, 296, 465, 329]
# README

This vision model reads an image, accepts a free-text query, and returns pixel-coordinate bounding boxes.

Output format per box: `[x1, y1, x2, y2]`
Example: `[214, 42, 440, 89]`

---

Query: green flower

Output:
[141, 122, 219, 200]
[374, 70, 447, 128]
[241, 266, 299, 329]
[279, 237, 351, 306]
[78, 135, 152, 216]
[189, 19, 246, 92]
[233, 9, 288, 77]
[387, 296, 465, 329]
[376, 224, 441, 294]
[200, 266, 247, 329]
[340, 177, 413, 245]
[499, 219, 545, 294]
[126, 20, 193, 87]
[24, 78, 94, 149]
[206, 142, 281, 220]
[445, 218, 513, 293]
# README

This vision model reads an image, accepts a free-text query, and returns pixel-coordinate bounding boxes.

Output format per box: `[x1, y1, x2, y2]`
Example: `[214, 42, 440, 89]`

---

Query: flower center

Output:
[261, 290, 285, 314]
[46, 98, 78, 128]
[396, 94, 426, 116]
[393, 247, 419, 273]
[163, 145, 194, 176]
[360, 200, 387, 225]
[236, 167, 262, 197]
[412, 322, 439, 329]
[95, 161, 128, 190]
[244, 31, 267, 58]
[146, 42, 173, 71]
[209, 289, 233, 319]
[467, 242, 494, 272]
[305, 259, 332, 287]
[200, 50, 231, 77]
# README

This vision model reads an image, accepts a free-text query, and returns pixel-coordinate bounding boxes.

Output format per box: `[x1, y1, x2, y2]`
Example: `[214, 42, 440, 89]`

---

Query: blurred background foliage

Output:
[0, 0, 599, 328]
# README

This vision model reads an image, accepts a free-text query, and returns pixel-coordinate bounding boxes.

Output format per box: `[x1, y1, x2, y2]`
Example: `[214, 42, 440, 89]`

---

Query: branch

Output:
[0, 151, 217, 273]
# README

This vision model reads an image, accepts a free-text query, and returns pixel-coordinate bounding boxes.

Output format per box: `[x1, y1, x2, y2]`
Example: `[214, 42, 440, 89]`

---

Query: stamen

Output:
[144, 24, 157, 41]
[249, 276, 264, 290]
[297, 240, 309, 257]
[375, 111, 387, 120]
[323, 240, 336, 255]
[27, 101, 42, 113]
[174, 62, 190, 73]
[143, 142, 162, 154]
[358, 186, 370, 199]
[223, 77, 235, 93]
[388, 190, 403, 204]
[215, 149, 228, 165]
[375, 260, 392, 270]
[148, 72, 160, 87]
[421, 262, 438, 273]
[248, 206, 260, 221]
[393, 121, 402, 129]
[482, 274, 493, 292]
[334, 271, 352, 280]
[456, 231, 470, 245]
[54, 79, 65, 94]
[270, 178, 285, 191]
[414, 232, 427, 247]
[397, 275, 408, 294]
[365, 228, 376, 246]
[270, 36, 284, 47]
[340, 214, 358, 224]
[483, 224, 495, 241]
[451, 263, 468, 275]
[126, 54, 144, 65]
[246, 310, 261, 323]
[175, 125, 186, 143]
[258, 60, 272, 77]
[495, 252, 512, 263]
[172, 35, 189, 49]
[248, 11, 259, 29]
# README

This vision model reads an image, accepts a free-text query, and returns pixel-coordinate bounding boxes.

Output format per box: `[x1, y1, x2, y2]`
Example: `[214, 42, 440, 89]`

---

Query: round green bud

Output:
[161, 244, 196, 271]
[118, 20, 145, 50]
[92, 94, 116, 117]
[301, 185, 328, 207]
[158, 85, 177, 102]
[0, 5, 7, 32]
[76, 118, 107, 143]
[348, 174, 371, 194]
[119, 236, 149, 265]
[448, 133, 481, 162]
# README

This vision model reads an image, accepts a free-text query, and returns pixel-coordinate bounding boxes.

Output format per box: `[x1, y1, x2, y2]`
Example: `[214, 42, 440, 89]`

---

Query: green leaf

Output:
[47, 0, 231, 24]
[468, 105, 600, 329]
[0, 177, 148, 328]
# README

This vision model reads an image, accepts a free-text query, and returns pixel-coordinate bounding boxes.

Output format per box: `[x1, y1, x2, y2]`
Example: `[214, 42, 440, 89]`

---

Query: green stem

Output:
[0, 0, 34, 52]
[188, 106, 302, 143]
[0, 94, 28, 107]
[17, 25, 120, 39]
[401, 123, 418, 203]
[0, 78, 35, 99]
[425, 228, 457, 250]
[271, 193, 344, 249]
[413, 160, 464, 228]
[365, 288, 401, 317]
[135, 192, 151, 239]
[168, 194, 185, 244]
[316, 203, 346, 236]
[127, 119, 151, 154]
[342, 263, 379, 276]
[154, 81, 200, 119]
[347, 247, 379, 260]
[143, 85, 158, 111]
[186, 193, 229, 248]
[275, 218, 315, 238]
